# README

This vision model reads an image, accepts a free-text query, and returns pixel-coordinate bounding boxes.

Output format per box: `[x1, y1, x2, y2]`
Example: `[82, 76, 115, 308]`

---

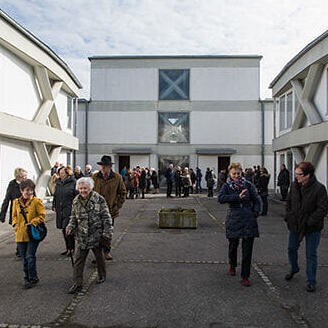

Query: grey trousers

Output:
[73, 247, 106, 285]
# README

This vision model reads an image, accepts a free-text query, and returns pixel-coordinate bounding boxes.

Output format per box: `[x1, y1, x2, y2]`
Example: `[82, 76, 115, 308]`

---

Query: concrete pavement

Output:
[0, 194, 327, 327]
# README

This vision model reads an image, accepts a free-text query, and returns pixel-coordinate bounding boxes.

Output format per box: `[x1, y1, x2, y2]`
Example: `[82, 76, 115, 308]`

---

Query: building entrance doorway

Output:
[119, 156, 130, 174]
[218, 156, 230, 176]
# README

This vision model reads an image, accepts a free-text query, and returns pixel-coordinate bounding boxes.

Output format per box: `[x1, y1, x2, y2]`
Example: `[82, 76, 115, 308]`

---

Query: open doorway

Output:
[119, 156, 130, 175]
[218, 156, 230, 178]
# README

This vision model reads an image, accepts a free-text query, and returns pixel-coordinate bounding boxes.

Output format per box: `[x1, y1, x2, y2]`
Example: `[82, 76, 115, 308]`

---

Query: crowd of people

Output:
[0, 157, 327, 293]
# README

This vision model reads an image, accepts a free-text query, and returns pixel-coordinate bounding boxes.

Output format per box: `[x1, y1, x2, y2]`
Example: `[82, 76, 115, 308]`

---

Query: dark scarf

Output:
[227, 176, 247, 192]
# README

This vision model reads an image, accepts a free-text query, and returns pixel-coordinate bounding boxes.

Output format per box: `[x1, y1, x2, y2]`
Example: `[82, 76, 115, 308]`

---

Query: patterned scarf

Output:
[227, 176, 247, 192]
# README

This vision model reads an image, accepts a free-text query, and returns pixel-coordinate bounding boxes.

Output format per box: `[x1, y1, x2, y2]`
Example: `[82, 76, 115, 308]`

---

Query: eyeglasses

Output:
[295, 172, 304, 176]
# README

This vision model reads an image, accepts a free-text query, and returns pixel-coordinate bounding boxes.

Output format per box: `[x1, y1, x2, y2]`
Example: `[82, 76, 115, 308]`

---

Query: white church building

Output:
[0, 10, 82, 203]
[77, 55, 274, 187]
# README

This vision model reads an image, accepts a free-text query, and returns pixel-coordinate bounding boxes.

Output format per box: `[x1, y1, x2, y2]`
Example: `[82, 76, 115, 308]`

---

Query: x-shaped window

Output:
[159, 69, 190, 100]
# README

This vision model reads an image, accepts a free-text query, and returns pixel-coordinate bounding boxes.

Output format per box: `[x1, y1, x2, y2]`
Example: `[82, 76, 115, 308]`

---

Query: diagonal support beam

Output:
[291, 147, 305, 164]
[291, 63, 323, 130]
[305, 143, 324, 167]
[33, 66, 63, 130]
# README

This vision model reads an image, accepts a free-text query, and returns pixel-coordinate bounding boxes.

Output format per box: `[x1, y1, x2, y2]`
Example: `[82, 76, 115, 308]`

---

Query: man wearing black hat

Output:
[93, 155, 127, 260]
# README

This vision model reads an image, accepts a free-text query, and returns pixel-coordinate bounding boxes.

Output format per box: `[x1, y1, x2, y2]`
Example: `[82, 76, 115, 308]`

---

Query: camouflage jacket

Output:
[67, 191, 113, 250]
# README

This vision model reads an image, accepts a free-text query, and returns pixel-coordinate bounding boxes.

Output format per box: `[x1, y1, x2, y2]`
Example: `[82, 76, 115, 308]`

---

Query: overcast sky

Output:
[1, 0, 327, 99]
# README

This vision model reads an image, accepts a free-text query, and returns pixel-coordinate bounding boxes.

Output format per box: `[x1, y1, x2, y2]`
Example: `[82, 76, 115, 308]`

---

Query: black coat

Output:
[139, 171, 147, 189]
[257, 174, 270, 196]
[0, 179, 21, 224]
[285, 176, 328, 240]
[151, 171, 159, 188]
[53, 176, 78, 229]
[218, 181, 260, 239]
[278, 168, 290, 188]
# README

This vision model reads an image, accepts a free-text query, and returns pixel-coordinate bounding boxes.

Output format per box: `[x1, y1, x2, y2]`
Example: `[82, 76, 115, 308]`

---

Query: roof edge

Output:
[269, 29, 328, 89]
[0, 9, 82, 89]
[88, 54, 263, 61]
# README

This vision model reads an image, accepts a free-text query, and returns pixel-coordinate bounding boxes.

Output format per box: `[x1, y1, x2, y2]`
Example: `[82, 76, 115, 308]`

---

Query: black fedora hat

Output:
[97, 155, 114, 166]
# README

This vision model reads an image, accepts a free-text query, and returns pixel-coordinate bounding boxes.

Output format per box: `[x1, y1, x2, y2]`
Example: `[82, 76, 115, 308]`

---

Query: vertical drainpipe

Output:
[273, 99, 277, 192]
[85, 99, 89, 167]
[73, 97, 78, 167]
[261, 100, 265, 167]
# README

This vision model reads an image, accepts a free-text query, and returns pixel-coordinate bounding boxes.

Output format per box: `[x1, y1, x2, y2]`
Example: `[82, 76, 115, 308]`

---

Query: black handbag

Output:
[19, 201, 47, 242]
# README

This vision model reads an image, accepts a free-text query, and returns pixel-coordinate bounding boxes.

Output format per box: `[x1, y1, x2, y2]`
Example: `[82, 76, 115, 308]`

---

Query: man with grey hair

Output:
[84, 164, 93, 177]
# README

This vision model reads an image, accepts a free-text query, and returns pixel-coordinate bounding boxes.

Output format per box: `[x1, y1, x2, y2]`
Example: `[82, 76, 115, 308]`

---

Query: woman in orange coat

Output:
[12, 179, 45, 289]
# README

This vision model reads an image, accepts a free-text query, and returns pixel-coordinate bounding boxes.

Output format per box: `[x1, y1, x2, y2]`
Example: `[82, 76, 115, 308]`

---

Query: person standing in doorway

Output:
[284, 161, 328, 292]
[218, 162, 260, 287]
[151, 168, 159, 194]
[93, 155, 126, 260]
[278, 164, 290, 201]
[205, 167, 215, 197]
[174, 166, 182, 197]
[165, 164, 174, 198]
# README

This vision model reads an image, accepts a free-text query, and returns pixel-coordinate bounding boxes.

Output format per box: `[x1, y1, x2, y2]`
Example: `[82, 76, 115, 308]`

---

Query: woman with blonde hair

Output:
[218, 162, 260, 287]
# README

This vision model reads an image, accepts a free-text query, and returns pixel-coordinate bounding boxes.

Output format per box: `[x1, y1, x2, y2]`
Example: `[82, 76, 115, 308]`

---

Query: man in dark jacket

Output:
[278, 164, 290, 201]
[165, 164, 174, 197]
[284, 161, 328, 292]
[195, 167, 202, 193]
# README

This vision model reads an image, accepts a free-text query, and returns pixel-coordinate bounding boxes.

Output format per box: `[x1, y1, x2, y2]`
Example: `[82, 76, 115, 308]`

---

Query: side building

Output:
[0, 9, 82, 203]
[77, 55, 273, 187]
[270, 30, 328, 188]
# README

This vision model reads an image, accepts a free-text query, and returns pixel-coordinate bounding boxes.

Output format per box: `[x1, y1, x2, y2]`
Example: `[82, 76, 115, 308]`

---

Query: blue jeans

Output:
[288, 231, 321, 285]
[17, 241, 39, 280]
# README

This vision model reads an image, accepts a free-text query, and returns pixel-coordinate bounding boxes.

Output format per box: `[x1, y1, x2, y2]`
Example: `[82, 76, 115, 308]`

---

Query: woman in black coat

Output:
[53, 167, 78, 255]
[218, 162, 260, 287]
[151, 169, 159, 194]
[139, 168, 147, 199]
[257, 167, 270, 216]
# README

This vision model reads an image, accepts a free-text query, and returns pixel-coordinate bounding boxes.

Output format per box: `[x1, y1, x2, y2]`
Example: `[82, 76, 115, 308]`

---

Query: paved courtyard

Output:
[0, 194, 328, 328]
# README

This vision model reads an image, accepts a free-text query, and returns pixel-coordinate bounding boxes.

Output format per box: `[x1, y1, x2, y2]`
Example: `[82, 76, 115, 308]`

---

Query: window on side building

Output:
[67, 96, 73, 129]
[158, 112, 190, 143]
[159, 69, 190, 100]
[287, 92, 293, 128]
[279, 95, 286, 131]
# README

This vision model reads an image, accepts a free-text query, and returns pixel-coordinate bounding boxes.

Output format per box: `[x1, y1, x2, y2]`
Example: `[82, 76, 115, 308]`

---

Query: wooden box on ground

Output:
[158, 208, 197, 229]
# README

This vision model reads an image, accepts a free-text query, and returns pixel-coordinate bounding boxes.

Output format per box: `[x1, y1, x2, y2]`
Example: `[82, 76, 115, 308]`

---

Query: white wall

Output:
[130, 155, 150, 169]
[91, 68, 158, 101]
[190, 111, 261, 144]
[55, 90, 72, 134]
[0, 137, 40, 205]
[0, 44, 41, 121]
[88, 111, 157, 144]
[191, 67, 260, 101]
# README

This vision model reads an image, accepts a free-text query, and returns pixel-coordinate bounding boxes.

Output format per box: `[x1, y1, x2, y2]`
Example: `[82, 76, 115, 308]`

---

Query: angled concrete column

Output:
[291, 147, 305, 164]
[291, 63, 323, 130]
[305, 143, 324, 167]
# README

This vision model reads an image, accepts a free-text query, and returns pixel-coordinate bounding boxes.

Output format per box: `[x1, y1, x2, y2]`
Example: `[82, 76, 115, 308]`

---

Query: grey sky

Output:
[1, 0, 327, 98]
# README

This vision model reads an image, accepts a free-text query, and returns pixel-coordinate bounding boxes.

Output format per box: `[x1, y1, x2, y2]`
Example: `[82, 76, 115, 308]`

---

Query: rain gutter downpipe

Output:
[261, 100, 265, 167]
[85, 99, 89, 166]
